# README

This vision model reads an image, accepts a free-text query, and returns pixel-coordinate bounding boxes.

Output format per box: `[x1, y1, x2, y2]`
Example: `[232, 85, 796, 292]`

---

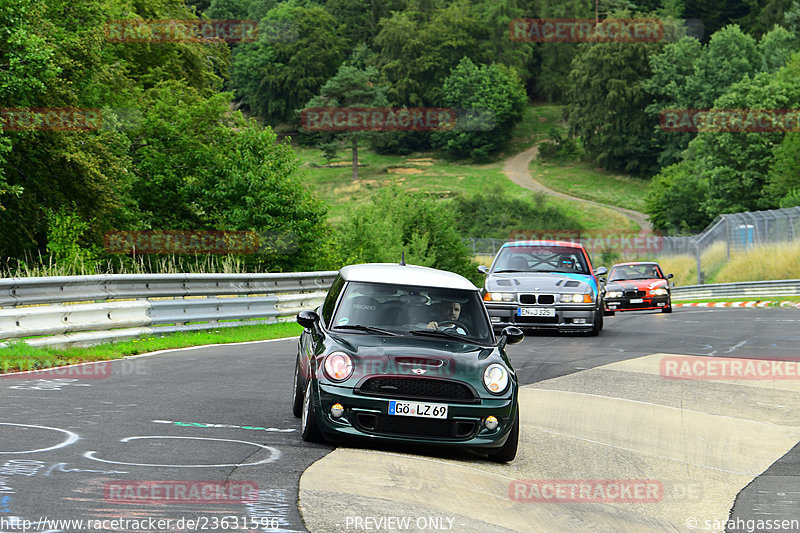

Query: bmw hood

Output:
[485, 272, 598, 295]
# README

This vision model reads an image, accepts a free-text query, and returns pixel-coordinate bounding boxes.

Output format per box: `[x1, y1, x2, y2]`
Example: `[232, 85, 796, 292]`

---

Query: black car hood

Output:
[325, 332, 498, 378]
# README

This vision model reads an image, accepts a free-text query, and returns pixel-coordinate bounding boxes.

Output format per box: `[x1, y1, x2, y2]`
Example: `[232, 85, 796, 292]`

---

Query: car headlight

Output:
[650, 288, 668, 296]
[323, 351, 353, 381]
[560, 293, 593, 303]
[483, 364, 509, 394]
[484, 292, 515, 302]
[606, 291, 622, 298]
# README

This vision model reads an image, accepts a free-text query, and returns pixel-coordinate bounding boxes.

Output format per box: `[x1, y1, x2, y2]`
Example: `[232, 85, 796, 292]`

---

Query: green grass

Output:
[295, 144, 638, 233]
[0, 322, 302, 374]
[528, 158, 651, 212]
[500, 104, 566, 157]
[674, 296, 800, 304]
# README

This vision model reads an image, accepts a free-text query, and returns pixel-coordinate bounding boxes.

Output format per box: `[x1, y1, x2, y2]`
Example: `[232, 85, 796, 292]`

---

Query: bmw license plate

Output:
[517, 307, 556, 317]
[388, 400, 448, 419]
[630, 298, 644, 303]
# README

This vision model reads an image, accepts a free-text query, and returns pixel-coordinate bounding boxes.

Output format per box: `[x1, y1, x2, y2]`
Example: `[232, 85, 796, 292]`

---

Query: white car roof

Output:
[339, 263, 477, 291]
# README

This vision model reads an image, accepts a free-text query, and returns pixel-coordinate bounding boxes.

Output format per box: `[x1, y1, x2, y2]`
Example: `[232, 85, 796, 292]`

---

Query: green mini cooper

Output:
[293, 263, 524, 462]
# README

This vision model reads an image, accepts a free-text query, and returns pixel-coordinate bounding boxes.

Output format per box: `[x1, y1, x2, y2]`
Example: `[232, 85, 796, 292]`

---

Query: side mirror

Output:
[499, 326, 524, 348]
[296, 310, 320, 330]
[593, 266, 608, 276]
[666, 273, 674, 279]
[477, 265, 489, 274]
[599, 277, 606, 283]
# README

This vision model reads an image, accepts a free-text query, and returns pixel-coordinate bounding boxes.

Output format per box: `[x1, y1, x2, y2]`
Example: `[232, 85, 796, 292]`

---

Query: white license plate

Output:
[517, 307, 556, 317]
[630, 298, 644, 303]
[388, 400, 448, 419]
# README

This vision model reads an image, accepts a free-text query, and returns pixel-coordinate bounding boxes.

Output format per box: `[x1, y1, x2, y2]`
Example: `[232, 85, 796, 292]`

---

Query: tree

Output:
[764, 132, 800, 206]
[302, 49, 389, 181]
[645, 160, 711, 234]
[337, 187, 479, 283]
[645, 36, 704, 167]
[373, 0, 482, 107]
[430, 57, 527, 159]
[685, 25, 759, 108]
[566, 41, 661, 176]
[758, 25, 799, 73]
[231, 2, 346, 124]
[692, 60, 800, 217]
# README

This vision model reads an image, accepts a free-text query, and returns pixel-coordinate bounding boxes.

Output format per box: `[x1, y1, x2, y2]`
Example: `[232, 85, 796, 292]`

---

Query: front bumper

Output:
[605, 295, 670, 312]
[311, 382, 517, 449]
[484, 302, 597, 330]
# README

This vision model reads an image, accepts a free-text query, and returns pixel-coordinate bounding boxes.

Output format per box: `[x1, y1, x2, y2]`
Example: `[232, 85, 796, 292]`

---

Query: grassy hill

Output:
[293, 104, 640, 234]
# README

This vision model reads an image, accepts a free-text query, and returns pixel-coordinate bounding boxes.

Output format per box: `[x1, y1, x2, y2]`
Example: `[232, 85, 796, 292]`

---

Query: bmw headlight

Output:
[560, 293, 593, 303]
[650, 288, 668, 296]
[606, 291, 622, 298]
[323, 351, 354, 381]
[484, 292, 515, 302]
[483, 364, 509, 394]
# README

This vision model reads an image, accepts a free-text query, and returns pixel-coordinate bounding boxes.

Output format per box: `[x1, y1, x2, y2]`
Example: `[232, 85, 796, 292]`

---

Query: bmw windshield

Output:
[491, 245, 590, 274]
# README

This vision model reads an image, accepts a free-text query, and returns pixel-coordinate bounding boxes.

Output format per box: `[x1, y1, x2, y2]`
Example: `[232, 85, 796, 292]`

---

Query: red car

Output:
[603, 262, 673, 314]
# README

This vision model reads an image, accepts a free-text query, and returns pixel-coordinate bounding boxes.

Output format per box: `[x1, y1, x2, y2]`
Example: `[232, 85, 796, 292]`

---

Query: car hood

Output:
[325, 333, 502, 381]
[486, 272, 597, 294]
[605, 278, 668, 291]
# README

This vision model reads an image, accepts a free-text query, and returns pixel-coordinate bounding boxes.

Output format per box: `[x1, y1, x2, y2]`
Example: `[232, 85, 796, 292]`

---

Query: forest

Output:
[1, 0, 799, 279]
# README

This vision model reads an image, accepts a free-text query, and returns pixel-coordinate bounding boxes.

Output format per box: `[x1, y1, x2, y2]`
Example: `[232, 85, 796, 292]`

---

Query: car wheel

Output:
[488, 408, 519, 463]
[301, 381, 324, 443]
[291, 359, 303, 418]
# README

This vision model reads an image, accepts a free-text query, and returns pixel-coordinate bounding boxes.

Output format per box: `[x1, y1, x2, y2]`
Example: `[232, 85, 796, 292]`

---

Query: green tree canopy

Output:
[431, 57, 527, 159]
[566, 41, 661, 175]
[337, 187, 479, 283]
[231, 2, 346, 124]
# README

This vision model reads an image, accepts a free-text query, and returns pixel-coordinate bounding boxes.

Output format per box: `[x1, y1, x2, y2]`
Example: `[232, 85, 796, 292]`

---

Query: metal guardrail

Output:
[671, 279, 800, 301]
[0, 272, 337, 348]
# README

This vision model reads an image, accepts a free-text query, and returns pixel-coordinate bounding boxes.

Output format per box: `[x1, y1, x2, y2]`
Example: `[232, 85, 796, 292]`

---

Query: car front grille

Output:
[519, 294, 555, 304]
[353, 413, 478, 440]
[624, 290, 646, 298]
[357, 377, 478, 403]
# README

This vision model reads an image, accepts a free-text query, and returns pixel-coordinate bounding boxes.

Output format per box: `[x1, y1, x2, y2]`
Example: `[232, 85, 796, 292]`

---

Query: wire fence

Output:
[464, 206, 800, 284]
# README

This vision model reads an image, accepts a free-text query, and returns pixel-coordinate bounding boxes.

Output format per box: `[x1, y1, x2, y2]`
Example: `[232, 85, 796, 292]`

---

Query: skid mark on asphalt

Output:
[297, 352, 800, 532]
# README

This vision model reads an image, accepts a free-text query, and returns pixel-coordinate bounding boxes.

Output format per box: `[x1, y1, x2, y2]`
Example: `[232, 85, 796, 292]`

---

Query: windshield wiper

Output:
[332, 324, 398, 336]
[493, 269, 527, 273]
[407, 328, 475, 342]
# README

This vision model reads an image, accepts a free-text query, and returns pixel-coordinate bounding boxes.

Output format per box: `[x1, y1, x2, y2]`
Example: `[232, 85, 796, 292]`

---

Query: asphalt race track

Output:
[2, 307, 799, 533]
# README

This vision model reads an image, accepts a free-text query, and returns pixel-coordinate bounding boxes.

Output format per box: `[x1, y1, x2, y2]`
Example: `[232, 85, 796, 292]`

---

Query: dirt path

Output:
[502, 143, 652, 231]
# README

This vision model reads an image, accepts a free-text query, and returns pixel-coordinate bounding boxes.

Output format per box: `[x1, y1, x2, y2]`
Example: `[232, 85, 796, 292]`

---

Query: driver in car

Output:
[427, 301, 462, 330]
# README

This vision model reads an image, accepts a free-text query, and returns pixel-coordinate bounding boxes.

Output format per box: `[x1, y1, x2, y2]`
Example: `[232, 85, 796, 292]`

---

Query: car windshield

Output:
[330, 281, 493, 344]
[492, 245, 589, 274]
[608, 264, 663, 281]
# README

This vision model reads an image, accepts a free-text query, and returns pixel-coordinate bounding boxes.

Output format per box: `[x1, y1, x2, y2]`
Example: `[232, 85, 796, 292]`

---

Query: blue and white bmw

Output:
[478, 241, 607, 335]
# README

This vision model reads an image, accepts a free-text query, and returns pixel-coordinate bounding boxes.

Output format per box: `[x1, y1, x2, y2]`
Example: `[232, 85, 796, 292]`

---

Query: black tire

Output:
[301, 381, 324, 443]
[588, 308, 603, 336]
[291, 359, 303, 418]
[488, 409, 519, 463]
[662, 301, 673, 313]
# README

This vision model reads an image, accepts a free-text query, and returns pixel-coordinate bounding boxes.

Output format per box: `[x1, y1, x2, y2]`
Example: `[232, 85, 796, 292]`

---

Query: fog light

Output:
[484, 415, 499, 431]
[490, 316, 500, 323]
[573, 318, 587, 324]
[330, 403, 344, 418]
